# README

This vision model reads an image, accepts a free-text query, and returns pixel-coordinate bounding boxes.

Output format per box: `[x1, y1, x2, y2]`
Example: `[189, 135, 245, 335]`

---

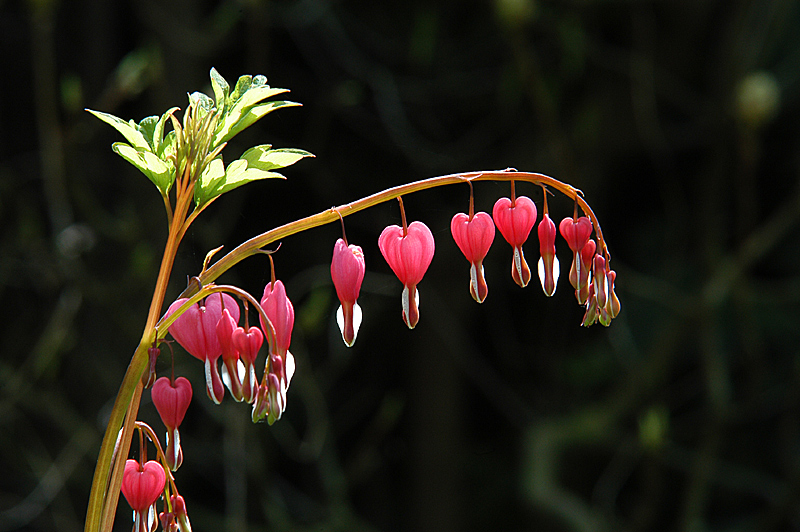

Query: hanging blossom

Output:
[159, 494, 191, 532]
[230, 322, 263, 404]
[255, 275, 296, 424]
[331, 238, 366, 346]
[537, 212, 560, 297]
[451, 209, 495, 303]
[493, 194, 537, 288]
[151, 376, 192, 471]
[166, 293, 240, 404]
[378, 202, 435, 329]
[559, 215, 593, 301]
[121, 459, 166, 532]
[216, 308, 244, 402]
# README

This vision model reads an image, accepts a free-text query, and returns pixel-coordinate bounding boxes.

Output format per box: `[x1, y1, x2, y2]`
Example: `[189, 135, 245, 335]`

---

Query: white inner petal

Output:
[469, 263, 479, 298]
[553, 256, 560, 286]
[537, 257, 546, 292]
[221, 362, 231, 389]
[285, 351, 296, 387]
[513, 247, 523, 278]
[352, 303, 363, 341]
[401, 286, 410, 321]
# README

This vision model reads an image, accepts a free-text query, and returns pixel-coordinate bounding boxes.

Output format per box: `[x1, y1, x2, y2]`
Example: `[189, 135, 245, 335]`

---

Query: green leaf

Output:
[137, 116, 159, 149]
[240, 145, 314, 171]
[214, 99, 297, 147]
[194, 146, 313, 206]
[112, 142, 175, 192]
[210, 68, 229, 111]
[212, 72, 293, 145]
[87, 109, 151, 151]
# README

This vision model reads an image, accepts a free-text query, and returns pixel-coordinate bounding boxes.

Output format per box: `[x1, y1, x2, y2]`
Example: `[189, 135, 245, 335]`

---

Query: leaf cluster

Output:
[88, 68, 313, 210]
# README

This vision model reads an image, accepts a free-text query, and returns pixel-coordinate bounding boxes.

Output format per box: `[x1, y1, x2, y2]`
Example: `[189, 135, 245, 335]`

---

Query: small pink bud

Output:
[537, 213, 560, 296]
[170, 495, 192, 532]
[121, 459, 166, 514]
[576, 239, 596, 304]
[259, 281, 295, 420]
[592, 254, 608, 309]
[331, 238, 366, 346]
[492, 196, 537, 288]
[378, 221, 435, 329]
[581, 283, 599, 327]
[260, 281, 294, 359]
[607, 270, 621, 319]
[451, 211, 495, 303]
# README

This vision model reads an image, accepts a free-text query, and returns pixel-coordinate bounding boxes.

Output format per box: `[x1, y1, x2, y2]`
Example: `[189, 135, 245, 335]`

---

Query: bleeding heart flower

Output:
[492, 196, 537, 288]
[151, 376, 192, 470]
[121, 459, 165, 516]
[537, 213, 560, 296]
[607, 269, 621, 321]
[450, 211, 495, 303]
[257, 280, 295, 423]
[166, 293, 240, 404]
[152, 377, 192, 431]
[576, 239, 596, 305]
[231, 325, 263, 403]
[260, 281, 294, 359]
[559, 216, 593, 294]
[331, 238, 366, 346]
[216, 308, 244, 402]
[378, 220, 435, 329]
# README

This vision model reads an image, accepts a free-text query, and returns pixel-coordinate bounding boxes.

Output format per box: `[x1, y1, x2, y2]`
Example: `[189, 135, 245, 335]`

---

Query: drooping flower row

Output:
[142, 185, 618, 489]
[330, 189, 620, 345]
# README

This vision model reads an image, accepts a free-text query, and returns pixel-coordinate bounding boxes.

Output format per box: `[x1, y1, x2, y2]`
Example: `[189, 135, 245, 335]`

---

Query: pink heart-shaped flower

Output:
[151, 376, 192, 431]
[166, 293, 240, 362]
[121, 459, 166, 513]
[492, 196, 537, 247]
[231, 326, 264, 365]
[559, 216, 592, 252]
[451, 212, 495, 264]
[378, 221, 435, 287]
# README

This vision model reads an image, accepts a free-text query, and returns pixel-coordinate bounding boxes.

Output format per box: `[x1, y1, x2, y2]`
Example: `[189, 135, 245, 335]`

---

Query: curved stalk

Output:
[186, 170, 607, 299]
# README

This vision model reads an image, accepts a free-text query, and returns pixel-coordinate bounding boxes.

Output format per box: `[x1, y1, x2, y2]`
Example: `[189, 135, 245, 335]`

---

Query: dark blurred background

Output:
[2, 0, 800, 531]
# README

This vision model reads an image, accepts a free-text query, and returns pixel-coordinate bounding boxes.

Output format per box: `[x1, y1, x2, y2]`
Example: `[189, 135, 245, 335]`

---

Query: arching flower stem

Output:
[86, 168, 608, 532]
[186, 170, 608, 301]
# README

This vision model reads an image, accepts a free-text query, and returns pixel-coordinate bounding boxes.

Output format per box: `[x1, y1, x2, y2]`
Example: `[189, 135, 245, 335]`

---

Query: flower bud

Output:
[537, 213, 559, 296]
[331, 238, 366, 346]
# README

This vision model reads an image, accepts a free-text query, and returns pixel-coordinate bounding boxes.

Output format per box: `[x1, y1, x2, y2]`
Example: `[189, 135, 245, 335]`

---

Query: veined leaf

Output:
[214, 100, 300, 146]
[194, 147, 313, 206]
[240, 145, 314, 171]
[87, 109, 151, 151]
[112, 142, 175, 193]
